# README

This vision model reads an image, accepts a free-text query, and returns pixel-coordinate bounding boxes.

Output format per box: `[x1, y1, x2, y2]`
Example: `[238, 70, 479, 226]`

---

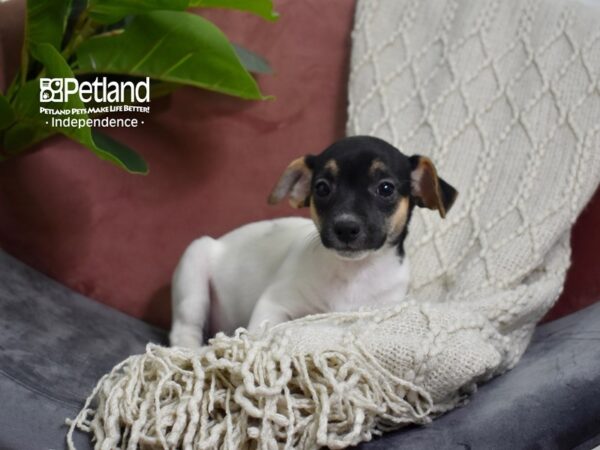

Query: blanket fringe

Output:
[66, 328, 434, 449]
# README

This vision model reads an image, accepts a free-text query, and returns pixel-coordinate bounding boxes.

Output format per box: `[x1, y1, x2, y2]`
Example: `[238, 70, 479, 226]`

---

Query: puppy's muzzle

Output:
[332, 216, 363, 244]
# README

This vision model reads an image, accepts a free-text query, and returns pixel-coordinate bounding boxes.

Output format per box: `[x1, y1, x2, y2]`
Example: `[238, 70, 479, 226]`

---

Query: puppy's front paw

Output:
[169, 325, 203, 349]
[246, 320, 270, 337]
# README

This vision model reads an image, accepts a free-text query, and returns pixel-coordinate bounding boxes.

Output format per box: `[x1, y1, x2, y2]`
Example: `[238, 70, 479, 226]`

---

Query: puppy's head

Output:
[268, 136, 458, 259]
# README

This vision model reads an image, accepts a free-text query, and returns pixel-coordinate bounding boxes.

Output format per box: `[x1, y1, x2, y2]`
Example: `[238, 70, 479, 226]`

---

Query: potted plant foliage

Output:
[0, 0, 276, 173]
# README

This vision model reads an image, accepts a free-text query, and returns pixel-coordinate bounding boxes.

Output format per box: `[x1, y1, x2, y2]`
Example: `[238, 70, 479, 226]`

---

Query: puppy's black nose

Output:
[333, 218, 362, 243]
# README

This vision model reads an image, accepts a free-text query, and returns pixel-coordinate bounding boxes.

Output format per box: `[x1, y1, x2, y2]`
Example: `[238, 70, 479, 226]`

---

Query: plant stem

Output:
[62, 12, 98, 63]
[5, 71, 20, 101]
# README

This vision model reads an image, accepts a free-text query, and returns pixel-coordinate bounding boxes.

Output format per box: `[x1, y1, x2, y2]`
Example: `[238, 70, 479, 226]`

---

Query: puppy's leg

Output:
[247, 284, 300, 333]
[247, 298, 290, 333]
[170, 237, 221, 349]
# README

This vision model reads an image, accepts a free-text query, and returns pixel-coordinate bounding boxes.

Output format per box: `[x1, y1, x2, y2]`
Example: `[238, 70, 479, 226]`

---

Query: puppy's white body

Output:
[170, 217, 410, 348]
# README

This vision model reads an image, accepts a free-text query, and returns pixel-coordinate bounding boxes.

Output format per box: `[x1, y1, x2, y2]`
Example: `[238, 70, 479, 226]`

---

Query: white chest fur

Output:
[317, 250, 410, 313]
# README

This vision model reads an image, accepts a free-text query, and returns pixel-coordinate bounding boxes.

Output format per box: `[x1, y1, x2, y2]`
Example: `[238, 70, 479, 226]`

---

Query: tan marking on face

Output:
[324, 159, 339, 176]
[310, 197, 321, 230]
[388, 196, 410, 239]
[369, 159, 387, 176]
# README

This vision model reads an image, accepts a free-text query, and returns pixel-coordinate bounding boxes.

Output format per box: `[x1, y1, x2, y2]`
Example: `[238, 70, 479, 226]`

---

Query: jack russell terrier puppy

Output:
[170, 136, 457, 348]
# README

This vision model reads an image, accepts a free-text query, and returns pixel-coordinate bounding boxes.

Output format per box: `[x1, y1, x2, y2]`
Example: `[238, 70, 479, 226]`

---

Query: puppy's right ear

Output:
[268, 156, 314, 208]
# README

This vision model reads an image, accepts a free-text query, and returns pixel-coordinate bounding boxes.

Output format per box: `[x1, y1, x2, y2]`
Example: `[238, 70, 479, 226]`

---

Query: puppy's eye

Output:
[315, 180, 331, 197]
[377, 181, 395, 197]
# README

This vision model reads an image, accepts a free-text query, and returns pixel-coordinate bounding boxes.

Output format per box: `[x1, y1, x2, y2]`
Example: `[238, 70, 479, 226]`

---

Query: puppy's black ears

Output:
[268, 156, 313, 208]
[409, 155, 458, 218]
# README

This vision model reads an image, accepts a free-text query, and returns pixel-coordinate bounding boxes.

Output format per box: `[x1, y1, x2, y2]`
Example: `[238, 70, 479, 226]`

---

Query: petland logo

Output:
[39, 77, 150, 128]
[40, 77, 150, 103]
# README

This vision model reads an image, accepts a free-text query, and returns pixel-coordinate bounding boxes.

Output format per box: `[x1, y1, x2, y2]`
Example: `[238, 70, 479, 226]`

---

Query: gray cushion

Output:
[0, 249, 598, 449]
[359, 302, 600, 450]
[0, 250, 167, 450]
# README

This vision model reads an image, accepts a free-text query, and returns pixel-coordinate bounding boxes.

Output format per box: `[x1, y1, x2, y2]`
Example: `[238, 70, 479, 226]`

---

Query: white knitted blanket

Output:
[68, 0, 600, 448]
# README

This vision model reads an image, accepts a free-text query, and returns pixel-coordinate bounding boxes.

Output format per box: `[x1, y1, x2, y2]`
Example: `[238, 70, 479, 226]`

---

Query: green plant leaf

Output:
[88, 0, 188, 24]
[76, 11, 265, 99]
[190, 0, 278, 21]
[5, 43, 148, 173]
[0, 93, 16, 131]
[150, 81, 180, 99]
[232, 43, 272, 74]
[3, 79, 54, 153]
[2, 122, 55, 154]
[26, 0, 72, 50]
[91, 129, 146, 172]
[19, 0, 72, 85]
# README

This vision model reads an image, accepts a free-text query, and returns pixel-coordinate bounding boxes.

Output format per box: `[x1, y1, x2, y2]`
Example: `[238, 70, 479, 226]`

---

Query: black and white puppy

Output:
[170, 136, 457, 348]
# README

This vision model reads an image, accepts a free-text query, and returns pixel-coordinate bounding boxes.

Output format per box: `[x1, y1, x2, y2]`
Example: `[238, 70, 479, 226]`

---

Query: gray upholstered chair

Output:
[1, 249, 599, 450]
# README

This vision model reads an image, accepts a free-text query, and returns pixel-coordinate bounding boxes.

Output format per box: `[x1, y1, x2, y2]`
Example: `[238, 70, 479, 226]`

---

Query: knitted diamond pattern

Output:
[348, 0, 600, 357]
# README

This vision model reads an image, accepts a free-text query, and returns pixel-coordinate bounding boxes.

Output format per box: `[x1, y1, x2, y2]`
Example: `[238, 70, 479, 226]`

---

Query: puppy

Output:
[170, 136, 457, 348]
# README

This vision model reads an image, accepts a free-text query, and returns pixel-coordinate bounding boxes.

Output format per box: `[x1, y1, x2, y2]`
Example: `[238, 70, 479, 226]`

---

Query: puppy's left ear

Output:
[268, 156, 314, 208]
[409, 155, 458, 218]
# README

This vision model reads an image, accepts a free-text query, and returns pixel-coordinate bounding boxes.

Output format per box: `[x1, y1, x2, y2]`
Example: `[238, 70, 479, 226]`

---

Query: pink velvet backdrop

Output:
[544, 185, 600, 322]
[0, 1, 354, 328]
[0, 0, 597, 329]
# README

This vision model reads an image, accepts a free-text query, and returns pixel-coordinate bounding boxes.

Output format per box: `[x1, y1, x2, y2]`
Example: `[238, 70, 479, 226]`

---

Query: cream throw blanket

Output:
[67, 0, 600, 448]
